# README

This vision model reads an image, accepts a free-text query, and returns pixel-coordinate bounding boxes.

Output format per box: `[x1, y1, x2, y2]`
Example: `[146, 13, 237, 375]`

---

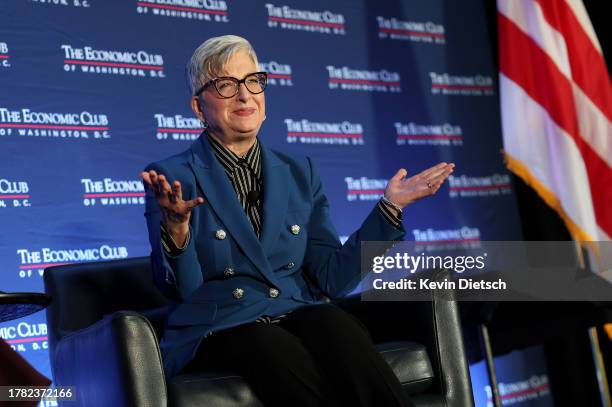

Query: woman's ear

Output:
[191, 96, 204, 121]
[191, 96, 209, 129]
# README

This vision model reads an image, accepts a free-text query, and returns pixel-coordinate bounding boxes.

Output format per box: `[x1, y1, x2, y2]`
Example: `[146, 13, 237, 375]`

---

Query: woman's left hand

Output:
[384, 162, 455, 209]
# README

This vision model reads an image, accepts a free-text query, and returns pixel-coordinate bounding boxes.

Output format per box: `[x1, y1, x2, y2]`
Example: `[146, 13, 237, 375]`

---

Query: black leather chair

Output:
[44, 257, 474, 407]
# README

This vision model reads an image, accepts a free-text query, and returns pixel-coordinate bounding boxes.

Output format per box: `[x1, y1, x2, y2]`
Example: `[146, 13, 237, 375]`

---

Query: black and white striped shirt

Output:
[208, 134, 263, 237]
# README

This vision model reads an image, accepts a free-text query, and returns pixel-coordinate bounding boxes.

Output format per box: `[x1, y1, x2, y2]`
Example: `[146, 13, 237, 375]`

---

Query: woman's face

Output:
[194, 51, 266, 143]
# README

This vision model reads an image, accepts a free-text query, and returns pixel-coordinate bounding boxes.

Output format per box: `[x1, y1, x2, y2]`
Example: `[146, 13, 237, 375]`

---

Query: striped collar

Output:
[207, 133, 261, 178]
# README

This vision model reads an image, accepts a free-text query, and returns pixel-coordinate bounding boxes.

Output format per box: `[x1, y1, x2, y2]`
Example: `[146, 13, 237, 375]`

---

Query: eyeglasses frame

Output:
[194, 71, 268, 98]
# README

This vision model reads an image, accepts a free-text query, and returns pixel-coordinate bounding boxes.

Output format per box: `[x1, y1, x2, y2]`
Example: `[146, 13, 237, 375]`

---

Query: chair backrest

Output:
[43, 256, 169, 354]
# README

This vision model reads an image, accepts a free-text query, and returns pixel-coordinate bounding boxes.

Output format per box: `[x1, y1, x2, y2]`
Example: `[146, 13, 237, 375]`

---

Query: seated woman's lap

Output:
[183, 306, 341, 406]
[180, 304, 411, 407]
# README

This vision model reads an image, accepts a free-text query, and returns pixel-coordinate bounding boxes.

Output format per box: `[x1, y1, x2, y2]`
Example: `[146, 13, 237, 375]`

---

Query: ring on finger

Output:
[426, 180, 433, 191]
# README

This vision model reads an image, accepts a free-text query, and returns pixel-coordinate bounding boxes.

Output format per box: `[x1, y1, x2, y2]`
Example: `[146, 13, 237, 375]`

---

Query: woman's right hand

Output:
[141, 170, 205, 245]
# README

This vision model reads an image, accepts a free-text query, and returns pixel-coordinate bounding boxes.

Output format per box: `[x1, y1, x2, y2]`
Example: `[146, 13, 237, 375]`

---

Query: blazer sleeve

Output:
[144, 161, 203, 301]
[301, 157, 406, 299]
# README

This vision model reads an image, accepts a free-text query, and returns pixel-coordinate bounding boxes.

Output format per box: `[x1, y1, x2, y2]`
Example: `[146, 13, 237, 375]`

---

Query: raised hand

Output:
[141, 170, 205, 245]
[384, 162, 455, 209]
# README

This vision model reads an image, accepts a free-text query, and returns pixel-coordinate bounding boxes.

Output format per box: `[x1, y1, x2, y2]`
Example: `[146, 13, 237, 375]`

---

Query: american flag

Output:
[497, 0, 611, 241]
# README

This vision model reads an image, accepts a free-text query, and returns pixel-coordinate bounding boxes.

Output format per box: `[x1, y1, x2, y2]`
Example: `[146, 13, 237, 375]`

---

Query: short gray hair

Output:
[187, 35, 259, 96]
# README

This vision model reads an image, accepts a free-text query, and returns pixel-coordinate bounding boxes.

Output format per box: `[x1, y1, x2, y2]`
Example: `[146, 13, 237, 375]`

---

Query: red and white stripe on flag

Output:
[497, 0, 611, 241]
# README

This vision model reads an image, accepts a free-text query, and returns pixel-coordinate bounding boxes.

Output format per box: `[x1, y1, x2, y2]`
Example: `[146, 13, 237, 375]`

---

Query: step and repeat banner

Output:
[2, 0, 525, 403]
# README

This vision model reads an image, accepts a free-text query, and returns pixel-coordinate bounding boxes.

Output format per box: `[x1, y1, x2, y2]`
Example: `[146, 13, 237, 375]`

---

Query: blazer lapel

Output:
[260, 145, 289, 255]
[188, 135, 278, 286]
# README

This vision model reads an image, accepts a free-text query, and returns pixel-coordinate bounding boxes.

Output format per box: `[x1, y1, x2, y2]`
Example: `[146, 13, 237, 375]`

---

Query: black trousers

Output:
[183, 303, 415, 407]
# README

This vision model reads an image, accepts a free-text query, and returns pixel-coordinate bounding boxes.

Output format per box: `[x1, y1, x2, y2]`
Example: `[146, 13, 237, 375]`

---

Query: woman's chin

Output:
[232, 123, 261, 136]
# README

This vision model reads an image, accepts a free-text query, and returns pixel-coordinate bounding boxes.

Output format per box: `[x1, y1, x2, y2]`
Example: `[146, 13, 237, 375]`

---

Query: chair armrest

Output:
[52, 311, 167, 407]
[334, 269, 474, 407]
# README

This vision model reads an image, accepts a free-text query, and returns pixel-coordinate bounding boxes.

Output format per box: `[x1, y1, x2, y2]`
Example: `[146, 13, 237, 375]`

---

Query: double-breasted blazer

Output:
[144, 135, 405, 379]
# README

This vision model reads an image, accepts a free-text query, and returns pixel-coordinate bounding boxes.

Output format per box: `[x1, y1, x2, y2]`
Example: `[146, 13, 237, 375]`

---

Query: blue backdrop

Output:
[1, 0, 526, 404]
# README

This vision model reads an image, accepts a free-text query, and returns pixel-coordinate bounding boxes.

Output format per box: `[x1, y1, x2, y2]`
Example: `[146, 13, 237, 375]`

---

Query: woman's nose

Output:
[236, 82, 250, 101]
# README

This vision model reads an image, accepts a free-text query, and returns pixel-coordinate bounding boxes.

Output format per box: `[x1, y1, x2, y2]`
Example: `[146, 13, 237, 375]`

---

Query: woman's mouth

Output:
[233, 108, 256, 117]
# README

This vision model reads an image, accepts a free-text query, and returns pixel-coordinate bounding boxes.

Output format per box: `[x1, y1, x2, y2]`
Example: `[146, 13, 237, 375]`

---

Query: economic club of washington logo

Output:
[412, 227, 481, 244]
[448, 174, 512, 198]
[62, 44, 165, 78]
[136, 0, 229, 22]
[0, 178, 31, 209]
[376, 16, 445, 44]
[0, 322, 49, 354]
[81, 178, 145, 206]
[16, 245, 129, 279]
[265, 4, 346, 35]
[394, 122, 463, 146]
[0, 107, 110, 140]
[29, 0, 91, 8]
[411, 227, 482, 252]
[154, 113, 201, 141]
[327, 66, 401, 92]
[259, 61, 293, 87]
[344, 177, 387, 201]
[429, 72, 494, 96]
[284, 118, 365, 145]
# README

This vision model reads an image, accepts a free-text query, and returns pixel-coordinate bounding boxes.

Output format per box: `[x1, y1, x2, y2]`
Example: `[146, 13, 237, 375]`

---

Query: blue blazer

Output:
[144, 135, 405, 379]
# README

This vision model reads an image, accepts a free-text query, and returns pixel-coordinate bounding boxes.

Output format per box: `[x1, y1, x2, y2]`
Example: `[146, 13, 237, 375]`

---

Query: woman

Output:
[141, 35, 454, 407]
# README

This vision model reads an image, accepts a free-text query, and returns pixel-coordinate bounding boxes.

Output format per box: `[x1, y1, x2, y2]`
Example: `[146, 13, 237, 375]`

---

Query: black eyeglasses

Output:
[195, 72, 268, 98]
